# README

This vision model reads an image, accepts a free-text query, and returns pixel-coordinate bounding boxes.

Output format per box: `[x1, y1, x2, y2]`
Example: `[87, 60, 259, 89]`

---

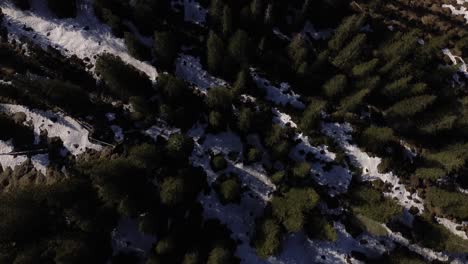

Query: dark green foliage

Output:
[206, 86, 232, 111]
[358, 126, 395, 154]
[211, 155, 228, 172]
[95, 53, 152, 100]
[253, 218, 282, 259]
[328, 15, 366, 51]
[322, 74, 347, 98]
[166, 134, 194, 161]
[271, 187, 320, 232]
[349, 185, 402, 223]
[412, 215, 468, 253]
[332, 33, 366, 69]
[214, 174, 241, 204]
[209, 111, 224, 131]
[160, 177, 186, 207]
[47, 0, 77, 18]
[292, 162, 311, 179]
[306, 214, 337, 241]
[222, 5, 233, 36]
[237, 107, 254, 134]
[300, 98, 326, 133]
[425, 188, 468, 221]
[207, 31, 225, 74]
[386, 95, 436, 118]
[228, 30, 250, 66]
[154, 31, 178, 67]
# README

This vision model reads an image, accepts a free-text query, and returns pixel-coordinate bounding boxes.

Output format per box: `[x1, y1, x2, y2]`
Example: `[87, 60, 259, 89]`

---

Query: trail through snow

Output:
[0, 0, 158, 80]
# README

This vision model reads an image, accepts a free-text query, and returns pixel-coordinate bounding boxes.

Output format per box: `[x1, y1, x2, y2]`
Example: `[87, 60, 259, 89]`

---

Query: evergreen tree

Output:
[154, 31, 177, 67]
[207, 31, 225, 74]
[228, 30, 250, 65]
[322, 74, 347, 98]
[222, 5, 233, 36]
[332, 33, 366, 69]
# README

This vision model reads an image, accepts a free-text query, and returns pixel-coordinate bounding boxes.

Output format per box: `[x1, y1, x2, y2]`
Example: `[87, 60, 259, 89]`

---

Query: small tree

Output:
[154, 31, 177, 67]
[322, 74, 347, 98]
[207, 31, 225, 74]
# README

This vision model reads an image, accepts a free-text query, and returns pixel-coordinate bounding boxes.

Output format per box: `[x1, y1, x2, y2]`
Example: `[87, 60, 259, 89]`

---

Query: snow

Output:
[442, 48, 468, 77]
[302, 21, 332, 40]
[111, 217, 157, 256]
[0, 104, 102, 156]
[322, 122, 424, 212]
[110, 125, 124, 142]
[187, 125, 277, 262]
[0, 0, 158, 80]
[272, 108, 297, 128]
[322, 122, 468, 241]
[145, 119, 181, 141]
[271, 223, 391, 264]
[175, 54, 227, 93]
[435, 217, 468, 240]
[0, 140, 48, 174]
[105, 113, 116, 122]
[250, 69, 305, 109]
[442, 0, 468, 24]
[172, 0, 207, 25]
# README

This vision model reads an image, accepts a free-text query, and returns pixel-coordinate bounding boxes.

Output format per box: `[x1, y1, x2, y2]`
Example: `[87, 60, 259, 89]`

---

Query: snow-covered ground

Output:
[175, 54, 228, 93]
[171, 0, 207, 25]
[0, 140, 48, 174]
[145, 119, 181, 141]
[442, 0, 468, 24]
[322, 122, 468, 241]
[443, 48, 468, 78]
[322, 122, 424, 212]
[111, 217, 157, 257]
[250, 69, 305, 109]
[0, 104, 102, 156]
[0, 0, 158, 80]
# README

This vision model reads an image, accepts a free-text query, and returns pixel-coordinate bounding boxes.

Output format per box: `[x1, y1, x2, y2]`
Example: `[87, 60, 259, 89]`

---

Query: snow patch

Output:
[0, 104, 102, 156]
[175, 54, 227, 93]
[0, 140, 48, 174]
[1, 0, 158, 80]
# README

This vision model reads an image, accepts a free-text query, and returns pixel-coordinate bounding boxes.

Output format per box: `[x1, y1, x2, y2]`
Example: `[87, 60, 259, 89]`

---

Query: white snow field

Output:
[111, 217, 157, 257]
[442, 0, 468, 24]
[171, 0, 207, 25]
[0, 0, 158, 80]
[0, 104, 102, 156]
[443, 48, 468, 78]
[322, 122, 468, 242]
[0, 140, 48, 174]
[250, 69, 306, 109]
[175, 54, 228, 93]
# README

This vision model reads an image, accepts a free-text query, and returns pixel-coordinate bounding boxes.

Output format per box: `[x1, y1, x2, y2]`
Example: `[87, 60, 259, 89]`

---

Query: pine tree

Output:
[222, 5, 233, 36]
[322, 74, 347, 98]
[328, 15, 366, 51]
[228, 30, 250, 65]
[154, 31, 177, 67]
[332, 33, 366, 69]
[207, 31, 225, 74]
[250, 0, 264, 21]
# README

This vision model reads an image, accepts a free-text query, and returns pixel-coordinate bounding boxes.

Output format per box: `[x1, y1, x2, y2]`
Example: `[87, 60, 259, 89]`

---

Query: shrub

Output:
[166, 134, 194, 161]
[211, 155, 228, 172]
[95, 53, 152, 100]
[349, 185, 402, 223]
[154, 31, 177, 67]
[322, 74, 347, 98]
[292, 162, 311, 179]
[159, 177, 185, 207]
[246, 147, 262, 163]
[206, 86, 232, 111]
[425, 187, 468, 220]
[253, 218, 282, 258]
[214, 174, 241, 204]
[271, 187, 320, 232]
[209, 111, 224, 131]
[306, 214, 337, 241]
